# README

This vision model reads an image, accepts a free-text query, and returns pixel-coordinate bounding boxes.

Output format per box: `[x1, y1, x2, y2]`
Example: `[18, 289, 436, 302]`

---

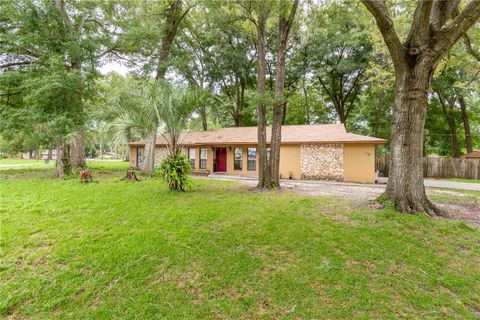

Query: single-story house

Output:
[129, 124, 387, 183]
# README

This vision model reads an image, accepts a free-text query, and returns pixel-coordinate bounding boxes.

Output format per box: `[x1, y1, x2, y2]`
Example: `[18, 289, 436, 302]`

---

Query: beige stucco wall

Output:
[221, 144, 301, 179]
[300, 144, 344, 181]
[343, 144, 375, 183]
[186, 146, 212, 171]
[279, 144, 301, 179]
[225, 145, 258, 175]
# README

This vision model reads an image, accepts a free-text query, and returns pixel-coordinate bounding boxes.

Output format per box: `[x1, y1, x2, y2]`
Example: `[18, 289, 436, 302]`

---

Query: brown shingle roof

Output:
[129, 124, 388, 146]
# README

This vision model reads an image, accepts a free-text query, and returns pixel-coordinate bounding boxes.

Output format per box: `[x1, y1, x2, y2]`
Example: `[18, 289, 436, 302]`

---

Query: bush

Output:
[159, 154, 192, 191]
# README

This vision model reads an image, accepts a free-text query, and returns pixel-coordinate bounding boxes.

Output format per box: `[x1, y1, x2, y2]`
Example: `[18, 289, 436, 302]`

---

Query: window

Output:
[188, 148, 196, 169]
[200, 148, 207, 169]
[247, 148, 256, 171]
[234, 148, 242, 170]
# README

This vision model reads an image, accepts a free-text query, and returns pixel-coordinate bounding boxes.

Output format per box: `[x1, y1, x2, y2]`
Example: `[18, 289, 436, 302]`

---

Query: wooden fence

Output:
[376, 156, 480, 180]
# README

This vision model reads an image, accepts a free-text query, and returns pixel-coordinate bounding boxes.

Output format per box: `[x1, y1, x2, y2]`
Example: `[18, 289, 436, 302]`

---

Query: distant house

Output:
[20, 151, 56, 160]
[41, 150, 56, 160]
[461, 151, 480, 159]
[129, 124, 387, 183]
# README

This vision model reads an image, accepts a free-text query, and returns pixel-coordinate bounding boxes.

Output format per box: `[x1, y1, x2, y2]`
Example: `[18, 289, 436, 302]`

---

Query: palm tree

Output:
[146, 81, 195, 157]
[105, 80, 160, 175]
[148, 81, 196, 191]
[106, 80, 195, 189]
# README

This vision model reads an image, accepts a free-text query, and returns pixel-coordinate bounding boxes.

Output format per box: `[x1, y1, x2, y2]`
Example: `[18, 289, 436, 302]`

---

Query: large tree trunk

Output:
[234, 78, 241, 127]
[269, 0, 299, 188]
[142, 0, 187, 173]
[55, 141, 72, 178]
[256, 11, 270, 189]
[70, 129, 86, 167]
[55, 142, 64, 178]
[200, 104, 208, 131]
[54, 0, 86, 169]
[232, 76, 245, 127]
[281, 100, 288, 125]
[156, 0, 184, 81]
[239, 77, 245, 127]
[361, 0, 480, 216]
[386, 66, 441, 216]
[141, 129, 156, 174]
[302, 79, 310, 123]
[458, 96, 473, 153]
[141, 131, 156, 176]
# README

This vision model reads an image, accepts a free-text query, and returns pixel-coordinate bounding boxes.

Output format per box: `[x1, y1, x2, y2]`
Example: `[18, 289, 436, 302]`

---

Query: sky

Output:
[98, 61, 129, 76]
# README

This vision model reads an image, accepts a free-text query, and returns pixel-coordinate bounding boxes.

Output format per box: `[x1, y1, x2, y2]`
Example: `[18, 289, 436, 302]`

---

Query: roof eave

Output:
[129, 140, 388, 146]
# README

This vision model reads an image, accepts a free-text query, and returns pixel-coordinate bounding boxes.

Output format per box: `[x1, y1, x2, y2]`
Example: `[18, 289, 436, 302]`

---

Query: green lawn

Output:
[0, 158, 55, 170]
[440, 178, 480, 184]
[0, 159, 41, 164]
[0, 159, 129, 171]
[1, 166, 479, 319]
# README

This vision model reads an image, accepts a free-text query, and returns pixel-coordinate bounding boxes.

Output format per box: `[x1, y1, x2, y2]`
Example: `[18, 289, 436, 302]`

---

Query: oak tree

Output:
[361, 0, 480, 215]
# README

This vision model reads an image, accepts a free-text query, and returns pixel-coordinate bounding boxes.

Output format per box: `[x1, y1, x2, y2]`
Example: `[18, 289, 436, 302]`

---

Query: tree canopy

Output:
[1, 0, 479, 211]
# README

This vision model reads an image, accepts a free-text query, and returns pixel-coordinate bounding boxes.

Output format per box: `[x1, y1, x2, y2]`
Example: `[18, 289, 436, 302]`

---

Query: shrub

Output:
[159, 154, 192, 191]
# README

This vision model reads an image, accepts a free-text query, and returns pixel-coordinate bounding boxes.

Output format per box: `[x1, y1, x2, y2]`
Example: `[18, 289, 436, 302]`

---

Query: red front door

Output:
[216, 148, 227, 172]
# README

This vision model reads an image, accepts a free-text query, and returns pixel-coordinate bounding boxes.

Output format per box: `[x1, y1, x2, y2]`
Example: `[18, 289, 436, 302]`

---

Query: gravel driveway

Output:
[206, 174, 480, 225]
[207, 174, 479, 199]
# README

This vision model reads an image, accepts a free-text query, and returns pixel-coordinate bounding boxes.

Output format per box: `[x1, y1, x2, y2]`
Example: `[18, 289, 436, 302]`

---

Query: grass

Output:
[0, 158, 55, 170]
[1, 165, 480, 319]
[440, 178, 480, 184]
[0, 159, 41, 164]
[429, 188, 480, 202]
[0, 158, 129, 171]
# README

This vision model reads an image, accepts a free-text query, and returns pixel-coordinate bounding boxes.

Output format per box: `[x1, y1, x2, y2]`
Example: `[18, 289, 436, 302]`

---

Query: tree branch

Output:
[0, 60, 33, 69]
[172, 3, 195, 31]
[317, 76, 330, 97]
[462, 33, 480, 62]
[435, 0, 480, 56]
[344, 69, 365, 103]
[284, 0, 299, 37]
[360, 0, 405, 70]
[405, 0, 433, 47]
[430, 0, 461, 31]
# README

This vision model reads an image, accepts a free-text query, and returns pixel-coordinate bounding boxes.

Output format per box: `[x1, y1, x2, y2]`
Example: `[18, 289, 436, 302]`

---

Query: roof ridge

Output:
[128, 124, 387, 145]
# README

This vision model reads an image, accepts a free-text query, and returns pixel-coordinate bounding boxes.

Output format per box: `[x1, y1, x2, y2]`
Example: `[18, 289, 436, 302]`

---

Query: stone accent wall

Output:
[300, 144, 344, 181]
[154, 147, 169, 166]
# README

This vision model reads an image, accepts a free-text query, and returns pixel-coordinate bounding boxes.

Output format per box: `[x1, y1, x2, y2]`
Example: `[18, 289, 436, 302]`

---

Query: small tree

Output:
[148, 81, 195, 191]
[159, 154, 191, 191]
